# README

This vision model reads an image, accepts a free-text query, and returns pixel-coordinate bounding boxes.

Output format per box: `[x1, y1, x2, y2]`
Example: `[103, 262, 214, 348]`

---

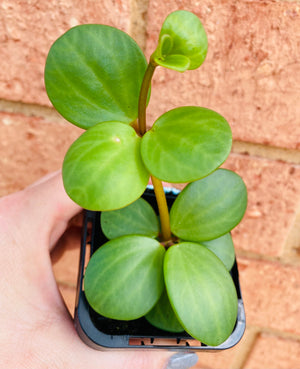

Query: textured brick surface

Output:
[1, 1, 300, 367]
[193, 326, 255, 369]
[223, 154, 300, 258]
[161, 153, 300, 258]
[238, 257, 300, 336]
[58, 284, 77, 317]
[51, 215, 85, 316]
[51, 226, 81, 287]
[244, 333, 300, 369]
[0, 111, 82, 195]
[146, 0, 300, 150]
[0, 0, 130, 105]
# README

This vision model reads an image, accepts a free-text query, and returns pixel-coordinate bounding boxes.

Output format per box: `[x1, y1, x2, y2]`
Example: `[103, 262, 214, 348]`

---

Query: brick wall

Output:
[1, 0, 299, 367]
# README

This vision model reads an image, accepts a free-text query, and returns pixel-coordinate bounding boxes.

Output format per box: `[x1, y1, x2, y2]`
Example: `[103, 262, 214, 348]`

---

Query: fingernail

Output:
[165, 353, 198, 369]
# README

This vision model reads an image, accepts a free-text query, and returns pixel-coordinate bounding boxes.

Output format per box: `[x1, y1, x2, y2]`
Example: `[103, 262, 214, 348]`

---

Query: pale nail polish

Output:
[165, 353, 198, 369]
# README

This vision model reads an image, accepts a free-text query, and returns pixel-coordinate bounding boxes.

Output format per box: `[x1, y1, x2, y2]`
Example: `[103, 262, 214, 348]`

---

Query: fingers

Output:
[32, 314, 173, 369]
[0, 172, 199, 369]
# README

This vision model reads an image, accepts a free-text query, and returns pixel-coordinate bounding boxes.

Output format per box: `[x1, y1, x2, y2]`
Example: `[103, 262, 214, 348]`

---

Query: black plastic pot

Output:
[74, 186, 246, 350]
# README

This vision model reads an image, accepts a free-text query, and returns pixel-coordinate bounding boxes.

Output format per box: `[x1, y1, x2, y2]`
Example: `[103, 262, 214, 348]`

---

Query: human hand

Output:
[0, 171, 198, 369]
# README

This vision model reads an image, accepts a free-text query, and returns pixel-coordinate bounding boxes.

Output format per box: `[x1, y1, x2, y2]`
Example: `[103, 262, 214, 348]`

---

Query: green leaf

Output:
[84, 235, 165, 320]
[159, 34, 173, 56]
[164, 242, 238, 346]
[152, 10, 208, 71]
[62, 122, 149, 211]
[141, 107, 232, 183]
[145, 288, 184, 333]
[45, 24, 148, 129]
[170, 169, 247, 241]
[101, 198, 159, 239]
[201, 233, 236, 271]
[154, 54, 190, 73]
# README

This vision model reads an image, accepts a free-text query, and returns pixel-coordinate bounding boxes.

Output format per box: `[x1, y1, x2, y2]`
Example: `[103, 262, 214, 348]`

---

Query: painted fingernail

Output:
[165, 353, 198, 369]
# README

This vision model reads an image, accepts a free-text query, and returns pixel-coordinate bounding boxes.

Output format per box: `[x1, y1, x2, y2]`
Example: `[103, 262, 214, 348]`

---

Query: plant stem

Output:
[138, 58, 172, 243]
[138, 59, 157, 135]
[151, 175, 172, 242]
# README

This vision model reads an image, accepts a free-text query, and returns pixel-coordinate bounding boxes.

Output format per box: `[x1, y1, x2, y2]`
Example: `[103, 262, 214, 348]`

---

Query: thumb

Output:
[22, 171, 81, 251]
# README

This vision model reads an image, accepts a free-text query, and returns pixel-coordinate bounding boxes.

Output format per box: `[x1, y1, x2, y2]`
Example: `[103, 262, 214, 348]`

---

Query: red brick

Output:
[58, 283, 77, 317]
[163, 153, 300, 259]
[51, 225, 81, 287]
[193, 326, 256, 369]
[145, 0, 300, 150]
[223, 154, 300, 258]
[51, 221, 83, 316]
[0, 112, 83, 195]
[0, 0, 130, 105]
[238, 257, 300, 336]
[244, 333, 300, 369]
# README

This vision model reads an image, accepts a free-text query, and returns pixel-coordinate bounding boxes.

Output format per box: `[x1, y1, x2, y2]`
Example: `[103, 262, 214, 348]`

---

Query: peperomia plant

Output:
[45, 10, 247, 346]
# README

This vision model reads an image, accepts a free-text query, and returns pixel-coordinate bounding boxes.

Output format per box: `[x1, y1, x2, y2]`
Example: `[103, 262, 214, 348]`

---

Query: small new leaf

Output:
[152, 10, 208, 72]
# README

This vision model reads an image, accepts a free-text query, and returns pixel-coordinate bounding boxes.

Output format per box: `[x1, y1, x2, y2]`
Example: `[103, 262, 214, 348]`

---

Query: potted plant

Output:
[45, 10, 247, 350]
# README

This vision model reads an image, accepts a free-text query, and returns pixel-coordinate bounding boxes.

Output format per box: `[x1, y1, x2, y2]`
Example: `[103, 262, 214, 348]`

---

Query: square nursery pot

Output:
[74, 186, 246, 350]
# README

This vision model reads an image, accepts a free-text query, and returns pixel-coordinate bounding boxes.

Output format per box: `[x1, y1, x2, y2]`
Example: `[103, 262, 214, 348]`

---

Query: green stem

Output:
[138, 59, 157, 135]
[138, 58, 171, 243]
[151, 175, 172, 242]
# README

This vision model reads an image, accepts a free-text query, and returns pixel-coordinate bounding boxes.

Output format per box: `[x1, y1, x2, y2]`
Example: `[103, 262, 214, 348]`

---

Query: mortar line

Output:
[247, 325, 300, 343]
[232, 141, 300, 165]
[56, 280, 77, 289]
[273, 0, 300, 3]
[281, 207, 300, 262]
[128, 0, 149, 52]
[1, 99, 300, 166]
[236, 249, 300, 267]
[232, 324, 300, 369]
[229, 326, 259, 369]
[0, 99, 68, 124]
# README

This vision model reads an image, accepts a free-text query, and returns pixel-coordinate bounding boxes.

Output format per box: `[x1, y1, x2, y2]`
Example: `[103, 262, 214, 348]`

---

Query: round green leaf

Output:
[164, 242, 238, 346]
[201, 233, 235, 271]
[141, 107, 232, 183]
[101, 198, 159, 239]
[84, 235, 165, 320]
[152, 10, 208, 71]
[145, 288, 184, 333]
[45, 24, 148, 129]
[170, 169, 247, 241]
[62, 122, 149, 211]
